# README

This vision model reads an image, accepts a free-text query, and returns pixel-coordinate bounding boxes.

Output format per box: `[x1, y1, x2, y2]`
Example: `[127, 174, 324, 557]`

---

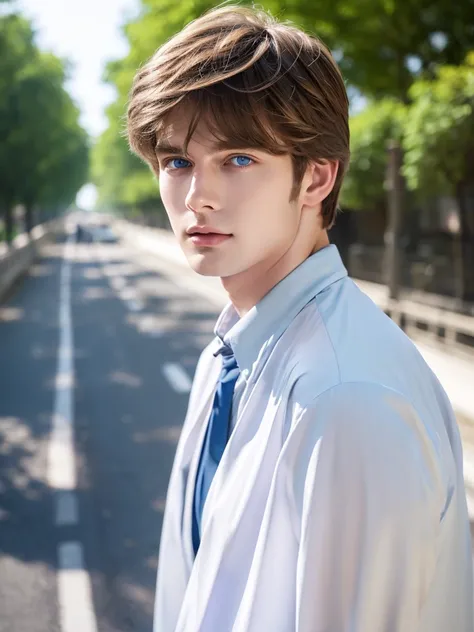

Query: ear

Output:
[299, 160, 339, 210]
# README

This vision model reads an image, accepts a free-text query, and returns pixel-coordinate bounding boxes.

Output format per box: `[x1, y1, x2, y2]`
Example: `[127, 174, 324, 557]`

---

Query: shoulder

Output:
[289, 381, 432, 454]
[302, 381, 424, 440]
[281, 277, 434, 408]
[285, 381, 445, 493]
[284, 381, 445, 525]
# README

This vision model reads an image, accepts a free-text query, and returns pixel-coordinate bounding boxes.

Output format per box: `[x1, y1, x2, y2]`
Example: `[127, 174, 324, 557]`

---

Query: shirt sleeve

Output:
[292, 381, 444, 632]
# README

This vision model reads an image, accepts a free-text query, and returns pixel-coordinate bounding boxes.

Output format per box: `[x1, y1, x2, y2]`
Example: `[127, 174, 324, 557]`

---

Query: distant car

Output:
[90, 224, 119, 243]
[75, 223, 93, 242]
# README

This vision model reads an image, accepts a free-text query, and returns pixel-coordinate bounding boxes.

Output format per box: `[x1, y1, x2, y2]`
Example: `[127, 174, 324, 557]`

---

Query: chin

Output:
[186, 252, 243, 278]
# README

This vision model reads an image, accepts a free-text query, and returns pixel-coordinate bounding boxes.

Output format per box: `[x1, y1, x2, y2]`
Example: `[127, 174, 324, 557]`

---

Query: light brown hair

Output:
[127, 5, 350, 228]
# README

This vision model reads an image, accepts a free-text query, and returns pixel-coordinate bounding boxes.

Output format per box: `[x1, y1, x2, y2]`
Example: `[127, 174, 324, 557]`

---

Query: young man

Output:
[127, 6, 473, 631]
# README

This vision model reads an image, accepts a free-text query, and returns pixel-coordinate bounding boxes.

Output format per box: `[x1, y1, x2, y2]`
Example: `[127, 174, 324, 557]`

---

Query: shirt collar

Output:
[213, 244, 348, 378]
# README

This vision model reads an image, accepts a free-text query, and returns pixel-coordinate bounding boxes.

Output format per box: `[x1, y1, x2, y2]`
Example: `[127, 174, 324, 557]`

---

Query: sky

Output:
[17, 0, 140, 209]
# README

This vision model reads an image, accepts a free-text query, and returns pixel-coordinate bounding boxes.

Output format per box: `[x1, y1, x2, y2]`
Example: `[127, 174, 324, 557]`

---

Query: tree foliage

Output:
[292, 0, 474, 102]
[341, 99, 406, 212]
[91, 97, 158, 212]
[0, 12, 89, 242]
[403, 52, 474, 198]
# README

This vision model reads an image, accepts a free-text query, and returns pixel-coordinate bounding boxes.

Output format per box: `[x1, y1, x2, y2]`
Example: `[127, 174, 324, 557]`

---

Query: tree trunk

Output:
[385, 141, 405, 300]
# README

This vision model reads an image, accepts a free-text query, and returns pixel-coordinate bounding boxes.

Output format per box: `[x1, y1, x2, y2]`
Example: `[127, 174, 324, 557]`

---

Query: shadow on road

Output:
[0, 236, 217, 631]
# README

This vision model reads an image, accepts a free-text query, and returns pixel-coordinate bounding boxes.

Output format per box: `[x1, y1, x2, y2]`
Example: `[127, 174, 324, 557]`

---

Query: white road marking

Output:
[48, 237, 76, 490]
[163, 363, 192, 393]
[55, 491, 79, 526]
[50, 229, 98, 632]
[58, 542, 98, 632]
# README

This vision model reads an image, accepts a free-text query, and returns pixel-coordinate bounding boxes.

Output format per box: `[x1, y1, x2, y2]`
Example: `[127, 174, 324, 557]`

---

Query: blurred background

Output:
[1, 0, 473, 630]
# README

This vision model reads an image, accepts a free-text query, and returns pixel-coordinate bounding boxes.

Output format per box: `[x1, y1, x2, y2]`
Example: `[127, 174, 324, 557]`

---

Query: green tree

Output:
[0, 13, 36, 241]
[403, 52, 474, 300]
[10, 52, 89, 229]
[92, 98, 159, 216]
[341, 99, 406, 213]
[0, 13, 89, 243]
[291, 0, 474, 102]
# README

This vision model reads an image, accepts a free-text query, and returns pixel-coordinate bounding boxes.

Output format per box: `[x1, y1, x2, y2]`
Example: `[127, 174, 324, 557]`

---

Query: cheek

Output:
[159, 174, 187, 209]
[158, 175, 174, 210]
[245, 178, 295, 228]
[237, 174, 280, 212]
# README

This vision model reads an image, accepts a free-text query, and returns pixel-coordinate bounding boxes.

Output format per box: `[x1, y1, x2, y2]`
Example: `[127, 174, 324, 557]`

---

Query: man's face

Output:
[156, 114, 308, 279]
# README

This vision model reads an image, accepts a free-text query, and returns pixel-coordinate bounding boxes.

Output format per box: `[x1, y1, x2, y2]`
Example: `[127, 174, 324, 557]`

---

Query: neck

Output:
[221, 233, 330, 317]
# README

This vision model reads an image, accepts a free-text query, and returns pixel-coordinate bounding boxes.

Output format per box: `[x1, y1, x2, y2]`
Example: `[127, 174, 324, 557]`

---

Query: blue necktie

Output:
[192, 346, 240, 555]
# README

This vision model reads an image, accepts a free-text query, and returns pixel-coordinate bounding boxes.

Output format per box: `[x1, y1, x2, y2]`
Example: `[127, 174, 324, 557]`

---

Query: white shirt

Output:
[154, 244, 473, 632]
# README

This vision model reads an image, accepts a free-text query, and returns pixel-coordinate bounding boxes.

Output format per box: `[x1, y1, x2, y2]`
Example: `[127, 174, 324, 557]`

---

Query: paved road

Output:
[0, 225, 473, 631]
[0, 229, 218, 632]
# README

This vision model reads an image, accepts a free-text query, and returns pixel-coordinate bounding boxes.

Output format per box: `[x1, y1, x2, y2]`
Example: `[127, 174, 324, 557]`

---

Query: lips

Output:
[188, 232, 232, 247]
[186, 226, 230, 236]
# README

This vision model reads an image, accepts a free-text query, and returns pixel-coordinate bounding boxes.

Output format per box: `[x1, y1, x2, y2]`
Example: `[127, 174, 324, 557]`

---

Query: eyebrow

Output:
[154, 139, 253, 157]
[154, 141, 185, 156]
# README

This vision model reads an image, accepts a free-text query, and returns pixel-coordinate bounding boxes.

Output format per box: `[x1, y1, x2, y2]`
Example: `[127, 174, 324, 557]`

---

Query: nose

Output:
[185, 171, 221, 213]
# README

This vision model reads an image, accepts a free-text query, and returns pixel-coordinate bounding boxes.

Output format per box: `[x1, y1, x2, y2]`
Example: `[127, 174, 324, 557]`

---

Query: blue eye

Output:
[167, 158, 191, 169]
[230, 155, 253, 167]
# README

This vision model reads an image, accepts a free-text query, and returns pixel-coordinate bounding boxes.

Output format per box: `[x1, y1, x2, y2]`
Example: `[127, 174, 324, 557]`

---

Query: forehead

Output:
[155, 98, 288, 156]
[158, 113, 217, 150]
